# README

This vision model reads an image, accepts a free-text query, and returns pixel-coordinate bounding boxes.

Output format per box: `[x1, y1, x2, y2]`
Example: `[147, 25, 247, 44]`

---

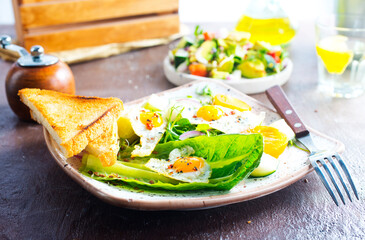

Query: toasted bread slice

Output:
[18, 88, 123, 159]
[86, 120, 119, 167]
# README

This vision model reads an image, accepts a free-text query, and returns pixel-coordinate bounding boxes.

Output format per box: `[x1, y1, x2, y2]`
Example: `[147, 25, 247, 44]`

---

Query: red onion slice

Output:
[179, 131, 205, 140]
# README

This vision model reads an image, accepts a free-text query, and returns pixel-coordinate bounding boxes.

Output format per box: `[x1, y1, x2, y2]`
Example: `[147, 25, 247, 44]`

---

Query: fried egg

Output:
[169, 99, 265, 134]
[145, 146, 212, 183]
[128, 107, 167, 157]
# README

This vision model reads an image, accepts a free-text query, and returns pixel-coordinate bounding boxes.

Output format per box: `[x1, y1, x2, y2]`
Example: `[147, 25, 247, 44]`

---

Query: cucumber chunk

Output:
[250, 153, 279, 177]
[176, 37, 194, 49]
[174, 49, 189, 69]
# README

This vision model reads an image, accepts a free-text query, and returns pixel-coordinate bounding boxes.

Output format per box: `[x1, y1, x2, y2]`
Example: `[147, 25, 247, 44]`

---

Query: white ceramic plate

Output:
[44, 80, 344, 210]
[163, 56, 293, 94]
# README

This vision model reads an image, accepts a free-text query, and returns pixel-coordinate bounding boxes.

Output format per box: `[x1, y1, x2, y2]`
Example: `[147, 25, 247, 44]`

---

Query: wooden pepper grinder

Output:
[1, 35, 75, 121]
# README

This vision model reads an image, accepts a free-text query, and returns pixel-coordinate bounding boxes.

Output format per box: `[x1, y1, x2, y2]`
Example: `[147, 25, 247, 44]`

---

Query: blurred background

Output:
[0, 0, 336, 25]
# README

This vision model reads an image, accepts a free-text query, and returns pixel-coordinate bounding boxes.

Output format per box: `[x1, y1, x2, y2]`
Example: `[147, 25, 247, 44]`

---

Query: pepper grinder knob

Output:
[31, 45, 44, 57]
[30, 45, 44, 62]
[0, 35, 11, 47]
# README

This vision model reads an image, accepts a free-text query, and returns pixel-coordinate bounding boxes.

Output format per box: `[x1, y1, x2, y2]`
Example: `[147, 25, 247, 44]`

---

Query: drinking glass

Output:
[316, 14, 365, 98]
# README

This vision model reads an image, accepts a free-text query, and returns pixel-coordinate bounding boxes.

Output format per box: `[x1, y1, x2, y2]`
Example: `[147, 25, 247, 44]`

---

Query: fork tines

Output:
[311, 153, 359, 206]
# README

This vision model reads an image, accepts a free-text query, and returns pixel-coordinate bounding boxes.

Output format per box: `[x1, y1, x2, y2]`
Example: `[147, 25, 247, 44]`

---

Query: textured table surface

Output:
[0, 22, 364, 240]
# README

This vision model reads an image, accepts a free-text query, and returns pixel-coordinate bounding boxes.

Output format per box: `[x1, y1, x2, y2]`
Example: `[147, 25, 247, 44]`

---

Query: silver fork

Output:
[266, 85, 359, 205]
[298, 135, 359, 205]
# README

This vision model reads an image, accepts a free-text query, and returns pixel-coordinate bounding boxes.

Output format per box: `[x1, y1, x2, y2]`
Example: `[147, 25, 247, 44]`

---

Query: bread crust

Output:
[18, 88, 123, 158]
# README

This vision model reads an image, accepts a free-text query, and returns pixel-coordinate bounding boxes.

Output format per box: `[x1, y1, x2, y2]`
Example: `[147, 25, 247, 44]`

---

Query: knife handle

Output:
[265, 85, 309, 138]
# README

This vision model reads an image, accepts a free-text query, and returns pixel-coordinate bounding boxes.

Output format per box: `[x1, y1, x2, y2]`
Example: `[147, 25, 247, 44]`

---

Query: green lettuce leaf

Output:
[81, 134, 263, 191]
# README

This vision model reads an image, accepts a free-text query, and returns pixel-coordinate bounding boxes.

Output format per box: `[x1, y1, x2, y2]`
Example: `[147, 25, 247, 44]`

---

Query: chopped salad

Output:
[169, 26, 288, 80]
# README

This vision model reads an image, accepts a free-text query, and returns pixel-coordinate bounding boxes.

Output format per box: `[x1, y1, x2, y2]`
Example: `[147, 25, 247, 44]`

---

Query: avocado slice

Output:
[217, 56, 234, 72]
[218, 38, 228, 49]
[117, 116, 137, 140]
[211, 69, 230, 79]
[253, 40, 271, 52]
[245, 50, 259, 60]
[225, 31, 251, 45]
[196, 40, 217, 64]
[234, 45, 246, 58]
[237, 59, 266, 78]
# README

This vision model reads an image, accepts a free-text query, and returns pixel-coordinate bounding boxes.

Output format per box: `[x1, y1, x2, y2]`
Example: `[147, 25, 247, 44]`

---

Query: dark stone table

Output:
[0, 22, 364, 239]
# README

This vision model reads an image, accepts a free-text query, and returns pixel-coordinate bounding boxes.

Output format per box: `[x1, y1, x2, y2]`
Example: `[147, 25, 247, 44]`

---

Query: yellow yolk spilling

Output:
[197, 105, 223, 121]
[248, 126, 288, 158]
[140, 111, 163, 130]
[145, 147, 212, 183]
[170, 157, 205, 173]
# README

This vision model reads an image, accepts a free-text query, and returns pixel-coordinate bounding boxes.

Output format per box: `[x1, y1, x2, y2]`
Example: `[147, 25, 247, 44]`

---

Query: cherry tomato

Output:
[203, 32, 215, 41]
[189, 63, 207, 77]
[268, 51, 281, 63]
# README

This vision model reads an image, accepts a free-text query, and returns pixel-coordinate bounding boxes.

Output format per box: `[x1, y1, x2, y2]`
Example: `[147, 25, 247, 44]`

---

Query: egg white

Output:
[128, 107, 167, 157]
[169, 100, 265, 134]
[145, 147, 212, 183]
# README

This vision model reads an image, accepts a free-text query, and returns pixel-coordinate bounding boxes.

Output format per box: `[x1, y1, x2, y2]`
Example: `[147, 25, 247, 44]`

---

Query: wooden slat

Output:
[22, 0, 69, 3]
[12, 0, 24, 44]
[20, 0, 179, 29]
[23, 14, 180, 52]
[21, 0, 68, 3]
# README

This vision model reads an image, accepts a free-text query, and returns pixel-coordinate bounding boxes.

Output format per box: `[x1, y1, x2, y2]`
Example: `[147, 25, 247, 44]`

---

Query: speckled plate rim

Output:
[163, 56, 293, 94]
[44, 80, 344, 211]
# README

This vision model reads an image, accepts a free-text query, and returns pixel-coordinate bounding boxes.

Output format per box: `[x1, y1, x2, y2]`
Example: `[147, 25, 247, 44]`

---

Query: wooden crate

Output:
[12, 0, 180, 52]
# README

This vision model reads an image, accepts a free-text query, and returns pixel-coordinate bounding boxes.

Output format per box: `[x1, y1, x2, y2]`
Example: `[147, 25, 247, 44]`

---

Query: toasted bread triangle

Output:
[86, 120, 119, 167]
[18, 88, 123, 158]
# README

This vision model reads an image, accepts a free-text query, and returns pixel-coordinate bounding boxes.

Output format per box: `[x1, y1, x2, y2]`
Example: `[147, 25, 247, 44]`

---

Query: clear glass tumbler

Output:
[316, 14, 365, 98]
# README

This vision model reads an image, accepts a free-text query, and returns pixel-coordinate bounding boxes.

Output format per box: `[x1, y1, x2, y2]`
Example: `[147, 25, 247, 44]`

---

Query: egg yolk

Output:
[197, 105, 223, 121]
[248, 126, 288, 158]
[213, 94, 251, 112]
[140, 111, 163, 130]
[170, 157, 205, 173]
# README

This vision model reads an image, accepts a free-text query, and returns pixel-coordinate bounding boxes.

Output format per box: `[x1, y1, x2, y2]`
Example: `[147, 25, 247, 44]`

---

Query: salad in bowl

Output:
[164, 26, 293, 94]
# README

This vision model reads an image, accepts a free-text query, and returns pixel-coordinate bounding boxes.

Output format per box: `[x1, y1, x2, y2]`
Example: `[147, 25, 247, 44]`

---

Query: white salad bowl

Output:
[163, 56, 293, 94]
[44, 80, 343, 210]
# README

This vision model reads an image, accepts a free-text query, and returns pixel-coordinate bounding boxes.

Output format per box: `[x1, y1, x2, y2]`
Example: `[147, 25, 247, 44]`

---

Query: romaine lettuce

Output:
[81, 134, 263, 191]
